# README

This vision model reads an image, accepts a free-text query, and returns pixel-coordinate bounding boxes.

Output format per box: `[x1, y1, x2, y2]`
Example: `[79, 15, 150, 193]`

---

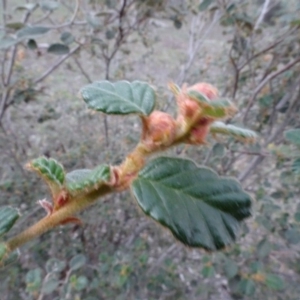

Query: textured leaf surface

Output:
[80, 80, 155, 115]
[29, 157, 65, 197]
[284, 129, 300, 146]
[292, 158, 300, 174]
[131, 157, 252, 250]
[66, 165, 110, 195]
[210, 121, 257, 142]
[202, 99, 236, 118]
[0, 206, 20, 237]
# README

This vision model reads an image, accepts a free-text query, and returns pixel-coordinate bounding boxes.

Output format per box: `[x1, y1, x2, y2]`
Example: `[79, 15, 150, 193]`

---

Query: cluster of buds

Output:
[110, 82, 237, 190]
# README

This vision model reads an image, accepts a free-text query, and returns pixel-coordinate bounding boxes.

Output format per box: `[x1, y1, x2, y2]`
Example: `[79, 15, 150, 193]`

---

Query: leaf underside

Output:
[131, 157, 251, 251]
[66, 165, 110, 195]
[29, 157, 65, 197]
[210, 121, 257, 142]
[80, 80, 156, 115]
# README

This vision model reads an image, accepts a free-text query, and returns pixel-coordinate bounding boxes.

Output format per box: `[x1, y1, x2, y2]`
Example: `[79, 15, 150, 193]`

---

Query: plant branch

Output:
[243, 56, 300, 124]
[33, 45, 81, 85]
[6, 186, 112, 252]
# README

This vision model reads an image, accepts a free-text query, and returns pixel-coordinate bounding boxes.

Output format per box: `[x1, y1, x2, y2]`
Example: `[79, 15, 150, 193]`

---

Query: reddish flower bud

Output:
[187, 82, 219, 100]
[141, 111, 177, 151]
[185, 118, 213, 145]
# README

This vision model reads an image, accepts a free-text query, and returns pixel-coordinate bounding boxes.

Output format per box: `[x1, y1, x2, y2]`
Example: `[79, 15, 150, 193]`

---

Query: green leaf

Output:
[80, 81, 156, 116]
[199, 0, 214, 11]
[41, 275, 60, 294]
[27, 39, 37, 50]
[210, 121, 257, 143]
[0, 206, 20, 237]
[284, 228, 300, 244]
[202, 265, 215, 278]
[39, 0, 60, 11]
[74, 275, 89, 291]
[15, 3, 37, 11]
[292, 158, 300, 174]
[212, 143, 226, 158]
[66, 165, 110, 195]
[60, 32, 74, 45]
[46, 258, 66, 273]
[16, 26, 50, 39]
[284, 129, 300, 146]
[105, 29, 116, 39]
[203, 99, 236, 118]
[26, 268, 42, 292]
[6, 22, 25, 30]
[187, 90, 210, 105]
[0, 36, 19, 50]
[238, 278, 256, 296]
[257, 238, 271, 258]
[29, 157, 65, 198]
[69, 254, 86, 271]
[265, 274, 284, 290]
[224, 258, 238, 279]
[131, 157, 252, 250]
[47, 43, 70, 55]
[0, 248, 20, 268]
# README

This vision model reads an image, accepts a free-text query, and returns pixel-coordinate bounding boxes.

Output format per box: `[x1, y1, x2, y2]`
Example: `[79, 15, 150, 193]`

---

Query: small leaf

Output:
[80, 81, 156, 116]
[17, 26, 50, 39]
[28, 157, 65, 198]
[74, 275, 89, 291]
[131, 157, 252, 250]
[265, 274, 284, 290]
[26, 268, 42, 292]
[41, 275, 60, 294]
[284, 228, 300, 244]
[0, 249, 20, 268]
[39, 0, 60, 11]
[212, 143, 226, 158]
[238, 278, 256, 296]
[15, 3, 37, 11]
[284, 129, 300, 146]
[292, 158, 300, 174]
[47, 43, 70, 55]
[224, 258, 238, 279]
[210, 121, 257, 143]
[66, 165, 110, 195]
[199, 0, 214, 11]
[6, 22, 25, 30]
[0, 206, 20, 237]
[257, 238, 272, 258]
[46, 258, 66, 273]
[0, 243, 7, 262]
[105, 29, 116, 39]
[27, 39, 37, 50]
[202, 265, 215, 278]
[69, 254, 86, 271]
[60, 32, 74, 45]
[202, 99, 237, 118]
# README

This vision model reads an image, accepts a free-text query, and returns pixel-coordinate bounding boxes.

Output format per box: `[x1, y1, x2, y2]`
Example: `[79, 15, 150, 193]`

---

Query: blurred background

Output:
[1, 0, 300, 299]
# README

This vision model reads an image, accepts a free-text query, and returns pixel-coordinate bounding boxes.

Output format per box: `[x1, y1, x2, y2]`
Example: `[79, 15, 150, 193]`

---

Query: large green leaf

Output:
[131, 157, 251, 250]
[80, 81, 155, 115]
[210, 121, 257, 142]
[66, 165, 110, 195]
[29, 157, 65, 198]
[0, 206, 20, 237]
[284, 129, 300, 146]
